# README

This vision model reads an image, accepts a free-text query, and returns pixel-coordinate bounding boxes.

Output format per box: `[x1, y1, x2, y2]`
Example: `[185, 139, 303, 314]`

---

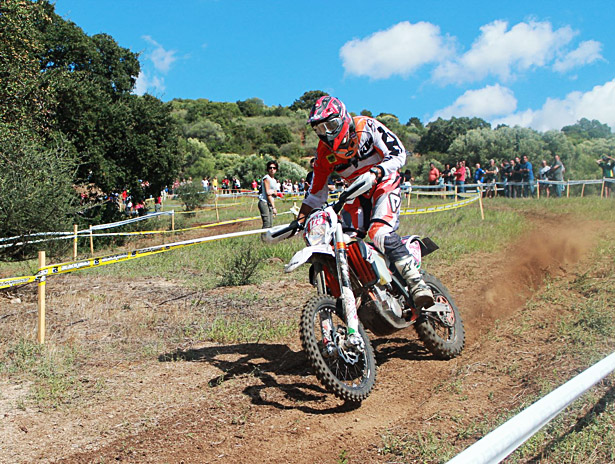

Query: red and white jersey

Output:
[304, 116, 407, 209]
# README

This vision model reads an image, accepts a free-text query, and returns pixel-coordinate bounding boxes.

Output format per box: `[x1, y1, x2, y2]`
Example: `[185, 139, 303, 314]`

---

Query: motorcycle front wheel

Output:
[300, 294, 377, 403]
[415, 272, 465, 359]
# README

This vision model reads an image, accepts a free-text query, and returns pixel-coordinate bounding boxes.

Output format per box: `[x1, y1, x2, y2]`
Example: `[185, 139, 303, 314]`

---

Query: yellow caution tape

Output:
[401, 192, 480, 215]
[37, 228, 268, 279]
[0, 275, 37, 290]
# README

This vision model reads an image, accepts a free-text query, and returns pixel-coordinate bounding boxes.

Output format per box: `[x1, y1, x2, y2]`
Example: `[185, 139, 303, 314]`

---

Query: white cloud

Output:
[553, 40, 603, 72]
[340, 21, 454, 79]
[143, 35, 177, 73]
[493, 79, 615, 131]
[433, 20, 576, 84]
[133, 71, 165, 96]
[432, 84, 517, 120]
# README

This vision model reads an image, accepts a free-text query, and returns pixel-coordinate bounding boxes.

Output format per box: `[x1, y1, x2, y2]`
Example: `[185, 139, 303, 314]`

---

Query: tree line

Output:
[1, 0, 613, 259]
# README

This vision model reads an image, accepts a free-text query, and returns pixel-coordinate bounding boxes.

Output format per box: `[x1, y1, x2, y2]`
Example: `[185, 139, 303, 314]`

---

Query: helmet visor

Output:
[312, 117, 343, 137]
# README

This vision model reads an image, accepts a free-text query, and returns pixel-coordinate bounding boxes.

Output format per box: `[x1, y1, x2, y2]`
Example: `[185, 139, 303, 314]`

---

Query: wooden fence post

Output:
[89, 225, 94, 255]
[566, 181, 570, 198]
[601, 179, 605, 198]
[37, 251, 46, 344]
[73, 224, 78, 260]
[581, 183, 586, 197]
[215, 194, 220, 222]
[478, 187, 485, 220]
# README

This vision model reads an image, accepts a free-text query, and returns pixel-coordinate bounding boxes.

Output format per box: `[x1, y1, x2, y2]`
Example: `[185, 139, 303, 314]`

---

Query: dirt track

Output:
[1, 214, 606, 463]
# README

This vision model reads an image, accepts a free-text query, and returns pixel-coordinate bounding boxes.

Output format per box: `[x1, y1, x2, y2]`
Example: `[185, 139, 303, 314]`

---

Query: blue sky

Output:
[53, 0, 615, 131]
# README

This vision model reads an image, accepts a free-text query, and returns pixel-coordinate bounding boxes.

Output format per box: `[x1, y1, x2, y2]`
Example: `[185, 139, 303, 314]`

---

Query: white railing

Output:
[446, 351, 615, 464]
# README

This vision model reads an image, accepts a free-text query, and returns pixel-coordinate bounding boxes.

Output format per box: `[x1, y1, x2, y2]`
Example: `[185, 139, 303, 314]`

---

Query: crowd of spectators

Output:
[423, 154, 584, 198]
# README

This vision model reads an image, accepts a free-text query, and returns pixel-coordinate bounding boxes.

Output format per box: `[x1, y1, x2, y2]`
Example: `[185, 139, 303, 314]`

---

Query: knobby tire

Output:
[300, 294, 377, 403]
[415, 272, 465, 359]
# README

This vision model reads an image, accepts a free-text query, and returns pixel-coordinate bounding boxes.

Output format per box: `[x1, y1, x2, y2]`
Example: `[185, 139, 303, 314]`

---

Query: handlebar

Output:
[269, 220, 300, 239]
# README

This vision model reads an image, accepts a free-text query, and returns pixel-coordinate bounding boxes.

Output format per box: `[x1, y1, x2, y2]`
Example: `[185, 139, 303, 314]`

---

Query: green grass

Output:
[204, 317, 296, 344]
[0, 339, 86, 409]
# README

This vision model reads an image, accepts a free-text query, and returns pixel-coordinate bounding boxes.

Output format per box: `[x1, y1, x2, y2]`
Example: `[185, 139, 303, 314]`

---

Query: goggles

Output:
[312, 117, 342, 136]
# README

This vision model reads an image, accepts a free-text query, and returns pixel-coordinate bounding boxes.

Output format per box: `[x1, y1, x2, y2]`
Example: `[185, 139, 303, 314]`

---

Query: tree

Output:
[0, 129, 78, 260]
[416, 117, 491, 155]
[406, 117, 424, 129]
[226, 154, 266, 186]
[277, 158, 308, 183]
[0, 0, 54, 136]
[34, 5, 181, 197]
[263, 123, 292, 147]
[184, 119, 227, 152]
[290, 90, 327, 112]
[236, 97, 265, 117]
[181, 137, 217, 181]
[562, 118, 612, 142]
[0, 0, 80, 259]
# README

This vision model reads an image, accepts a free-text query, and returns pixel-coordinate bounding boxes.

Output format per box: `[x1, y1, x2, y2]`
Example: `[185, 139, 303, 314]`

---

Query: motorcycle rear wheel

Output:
[415, 272, 465, 359]
[300, 294, 377, 403]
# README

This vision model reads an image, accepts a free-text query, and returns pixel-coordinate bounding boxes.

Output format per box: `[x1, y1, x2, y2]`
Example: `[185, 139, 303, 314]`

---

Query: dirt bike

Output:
[265, 178, 465, 403]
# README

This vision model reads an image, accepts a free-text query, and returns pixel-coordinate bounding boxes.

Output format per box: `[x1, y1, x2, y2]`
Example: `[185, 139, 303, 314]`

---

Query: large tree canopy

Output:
[416, 116, 491, 155]
[33, 1, 182, 197]
[0, 0, 182, 258]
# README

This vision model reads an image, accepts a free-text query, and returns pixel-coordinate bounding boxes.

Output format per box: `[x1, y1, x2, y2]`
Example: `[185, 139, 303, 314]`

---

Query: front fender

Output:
[285, 244, 335, 273]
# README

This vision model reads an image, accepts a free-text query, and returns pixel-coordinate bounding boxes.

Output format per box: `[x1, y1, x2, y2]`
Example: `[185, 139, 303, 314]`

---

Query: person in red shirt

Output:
[454, 160, 466, 193]
[296, 96, 434, 315]
[428, 162, 440, 185]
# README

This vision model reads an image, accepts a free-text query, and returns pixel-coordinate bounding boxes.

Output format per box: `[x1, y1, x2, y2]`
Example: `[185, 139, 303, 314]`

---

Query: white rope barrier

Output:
[446, 351, 615, 464]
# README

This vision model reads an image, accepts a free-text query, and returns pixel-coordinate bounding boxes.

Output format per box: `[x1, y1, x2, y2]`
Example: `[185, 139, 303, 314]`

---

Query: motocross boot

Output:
[394, 257, 435, 309]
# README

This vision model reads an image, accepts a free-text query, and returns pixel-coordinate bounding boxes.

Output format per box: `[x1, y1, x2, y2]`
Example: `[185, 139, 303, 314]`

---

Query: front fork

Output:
[333, 223, 360, 335]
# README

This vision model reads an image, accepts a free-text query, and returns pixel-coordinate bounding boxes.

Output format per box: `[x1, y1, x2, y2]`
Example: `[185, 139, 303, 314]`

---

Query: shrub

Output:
[217, 246, 263, 287]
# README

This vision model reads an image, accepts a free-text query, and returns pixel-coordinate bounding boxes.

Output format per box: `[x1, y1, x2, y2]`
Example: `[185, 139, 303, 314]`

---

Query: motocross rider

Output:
[297, 95, 435, 313]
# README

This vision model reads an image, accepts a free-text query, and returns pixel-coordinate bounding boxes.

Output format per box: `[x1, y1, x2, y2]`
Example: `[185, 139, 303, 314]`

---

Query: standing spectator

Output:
[500, 160, 512, 197]
[550, 154, 565, 197]
[212, 177, 218, 192]
[511, 157, 522, 198]
[251, 179, 258, 191]
[135, 201, 145, 216]
[473, 163, 485, 184]
[428, 162, 440, 186]
[520, 155, 535, 197]
[596, 155, 615, 197]
[538, 160, 551, 197]
[258, 160, 280, 231]
[484, 159, 499, 198]
[441, 163, 453, 190]
[154, 194, 162, 212]
[454, 160, 466, 193]
[283, 179, 293, 195]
